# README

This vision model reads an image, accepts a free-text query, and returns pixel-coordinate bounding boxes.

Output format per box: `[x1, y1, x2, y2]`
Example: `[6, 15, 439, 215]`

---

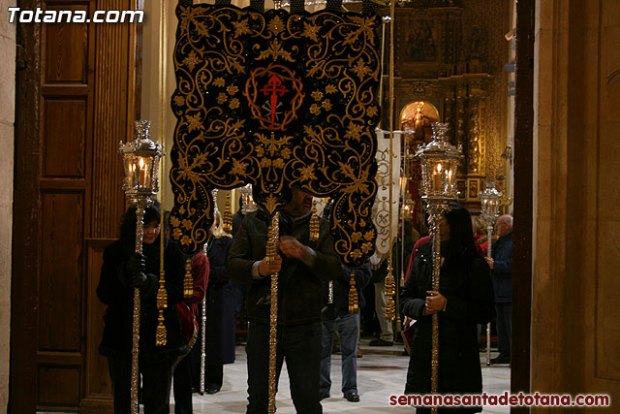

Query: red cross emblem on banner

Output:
[246, 64, 304, 131]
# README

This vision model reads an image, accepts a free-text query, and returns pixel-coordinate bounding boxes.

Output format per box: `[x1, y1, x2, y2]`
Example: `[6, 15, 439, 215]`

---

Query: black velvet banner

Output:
[169, 3, 381, 265]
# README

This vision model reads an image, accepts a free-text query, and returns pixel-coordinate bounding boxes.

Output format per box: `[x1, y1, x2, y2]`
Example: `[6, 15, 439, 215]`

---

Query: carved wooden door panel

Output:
[11, 1, 140, 412]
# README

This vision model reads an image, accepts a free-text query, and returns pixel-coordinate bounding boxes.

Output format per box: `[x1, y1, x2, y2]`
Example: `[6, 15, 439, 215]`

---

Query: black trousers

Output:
[206, 362, 224, 387]
[108, 355, 174, 414]
[495, 302, 512, 357]
[173, 353, 193, 414]
[246, 322, 323, 414]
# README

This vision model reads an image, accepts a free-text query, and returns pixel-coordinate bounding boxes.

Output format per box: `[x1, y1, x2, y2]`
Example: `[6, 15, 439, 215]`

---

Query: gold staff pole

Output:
[394, 167, 405, 334]
[429, 206, 442, 412]
[267, 212, 280, 414]
[414, 123, 461, 414]
[155, 131, 168, 349]
[267, 1, 283, 408]
[383, 0, 397, 324]
[486, 226, 492, 365]
[201, 189, 219, 393]
[132, 203, 145, 414]
[120, 120, 164, 414]
[155, 0, 170, 352]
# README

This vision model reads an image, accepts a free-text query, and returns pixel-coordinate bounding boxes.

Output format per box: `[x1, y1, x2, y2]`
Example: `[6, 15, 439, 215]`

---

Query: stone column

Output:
[0, 1, 16, 409]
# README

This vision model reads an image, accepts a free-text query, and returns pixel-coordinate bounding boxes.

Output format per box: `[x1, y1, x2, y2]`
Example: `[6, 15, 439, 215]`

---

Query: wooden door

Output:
[11, 1, 141, 412]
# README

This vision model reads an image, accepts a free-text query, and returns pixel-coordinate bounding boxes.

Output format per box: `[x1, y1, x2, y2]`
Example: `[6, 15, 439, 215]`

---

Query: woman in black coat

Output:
[202, 220, 237, 394]
[97, 203, 187, 414]
[400, 204, 495, 414]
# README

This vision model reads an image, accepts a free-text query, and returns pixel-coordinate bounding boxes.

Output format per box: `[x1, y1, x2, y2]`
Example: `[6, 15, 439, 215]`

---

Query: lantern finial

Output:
[479, 180, 502, 225]
[119, 120, 165, 205]
[414, 122, 462, 205]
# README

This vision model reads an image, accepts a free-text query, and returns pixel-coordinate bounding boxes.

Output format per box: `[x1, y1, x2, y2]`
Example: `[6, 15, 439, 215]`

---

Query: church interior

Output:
[1, 0, 619, 412]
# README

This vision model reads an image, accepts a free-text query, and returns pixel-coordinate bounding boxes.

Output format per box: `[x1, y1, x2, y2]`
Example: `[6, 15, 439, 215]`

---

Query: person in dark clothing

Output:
[202, 213, 237, 394]
[232, 197, 245, 236]
[232, 193, 250, 342]
[97, 202, 187, 414]
[173, 249, 209, 414]
[369, 222, 415, 347]
[227, 188, 340, 414]
[320, 262, 372, 403]
[485, 214, 513, 365]
[400, 204, 495, 414]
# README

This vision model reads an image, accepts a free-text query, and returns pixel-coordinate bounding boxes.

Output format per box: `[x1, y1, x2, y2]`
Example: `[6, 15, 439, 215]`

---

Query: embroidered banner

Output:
[373, 131, 402, 256]
[169, 3, 381, 265]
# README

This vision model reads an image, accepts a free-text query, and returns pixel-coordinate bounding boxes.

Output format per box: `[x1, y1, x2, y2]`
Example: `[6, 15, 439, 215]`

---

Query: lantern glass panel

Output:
[446, 161, 458, 193]
[422, 158, 459, 198]
[124, 155, 155, 189]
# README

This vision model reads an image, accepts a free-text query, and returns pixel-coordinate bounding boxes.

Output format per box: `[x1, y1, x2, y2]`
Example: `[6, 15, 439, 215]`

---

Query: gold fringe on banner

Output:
[155, 309, 167, 346]
[156, 278, 168, 310]
[309, 200, 320, 242]
[348, 271, 359, 314]
[384, 261, 396, 321]
[183, 257, 193, 299]
[156, 276, 168, 346]
[223, 191, 233, 233]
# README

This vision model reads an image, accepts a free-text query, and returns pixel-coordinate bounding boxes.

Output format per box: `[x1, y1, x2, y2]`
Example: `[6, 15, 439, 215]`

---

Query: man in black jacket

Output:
[227, 188, 340, 414]
[485, 214, 513, 365]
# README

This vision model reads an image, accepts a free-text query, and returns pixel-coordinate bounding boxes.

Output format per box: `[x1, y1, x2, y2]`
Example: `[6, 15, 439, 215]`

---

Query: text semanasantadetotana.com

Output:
[389, 392, 611, 408]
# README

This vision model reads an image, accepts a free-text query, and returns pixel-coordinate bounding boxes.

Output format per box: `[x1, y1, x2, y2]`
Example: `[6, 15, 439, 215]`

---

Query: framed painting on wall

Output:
[466, 178, 480, 201]
[456, 179, 466, 201]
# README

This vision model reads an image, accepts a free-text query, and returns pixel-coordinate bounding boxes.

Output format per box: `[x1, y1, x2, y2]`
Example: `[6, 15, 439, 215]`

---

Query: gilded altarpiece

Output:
[386, 0, 510, 212]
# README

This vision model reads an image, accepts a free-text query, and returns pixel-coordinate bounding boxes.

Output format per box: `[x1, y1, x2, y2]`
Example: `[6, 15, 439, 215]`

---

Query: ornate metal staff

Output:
[267, 213, 280, 414]
[479, 180, 501, 366]
[200, 238, 209, 395]
[200, 189, 220, 394]
[120, 120, 164, 414]
[415, 122, 461, 414]
[384, 0, 397, 324]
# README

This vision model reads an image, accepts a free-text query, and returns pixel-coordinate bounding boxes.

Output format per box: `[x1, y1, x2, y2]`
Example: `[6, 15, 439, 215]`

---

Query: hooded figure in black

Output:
[400, 204, 495, 413]
[97, 201, 186, 414]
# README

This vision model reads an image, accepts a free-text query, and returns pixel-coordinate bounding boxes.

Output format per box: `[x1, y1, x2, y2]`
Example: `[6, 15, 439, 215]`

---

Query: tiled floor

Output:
[189, 341, 511, 414]
[38, 340, 510, 414]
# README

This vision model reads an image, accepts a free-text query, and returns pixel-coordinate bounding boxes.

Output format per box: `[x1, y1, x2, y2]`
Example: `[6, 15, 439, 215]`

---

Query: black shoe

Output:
[206, 384, 222, 394]
[344, 391, 360, 402]
[319, 391, 330, 400]
[368, 338, 394, 346]
[491, 355, 510, 364]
